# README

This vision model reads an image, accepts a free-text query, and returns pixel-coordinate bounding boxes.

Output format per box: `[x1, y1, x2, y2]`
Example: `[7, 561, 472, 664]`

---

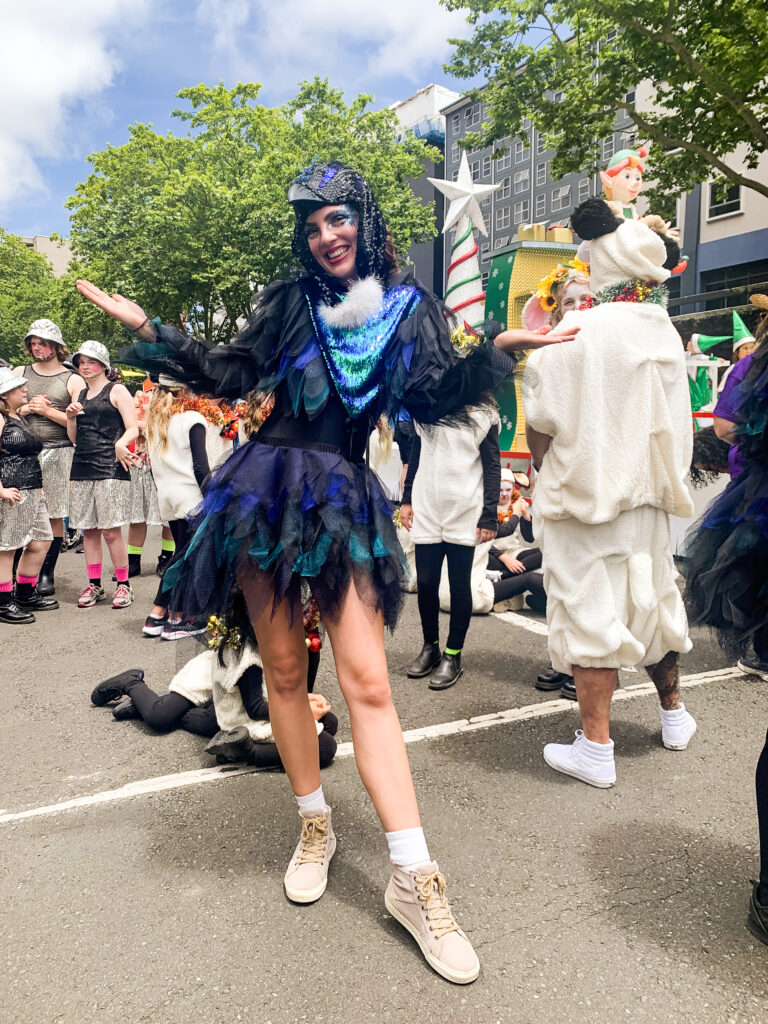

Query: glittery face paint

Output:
[304, 204, 359, 283]
[558, 280, 591, 316]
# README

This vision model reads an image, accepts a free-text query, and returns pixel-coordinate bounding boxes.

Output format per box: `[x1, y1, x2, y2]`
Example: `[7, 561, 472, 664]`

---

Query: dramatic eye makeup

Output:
[304, 204, 359, 237]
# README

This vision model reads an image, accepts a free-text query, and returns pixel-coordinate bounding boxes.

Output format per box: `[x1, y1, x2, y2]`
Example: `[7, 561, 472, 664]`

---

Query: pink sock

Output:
[115, 566, 129, 583]
[86, 563, 102, 582]
[0, 581, 12, 593]
[17, 574, 38, 586]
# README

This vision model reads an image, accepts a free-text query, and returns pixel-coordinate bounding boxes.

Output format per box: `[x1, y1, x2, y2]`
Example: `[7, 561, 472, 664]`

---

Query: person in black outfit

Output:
[0, 368, 59, 623]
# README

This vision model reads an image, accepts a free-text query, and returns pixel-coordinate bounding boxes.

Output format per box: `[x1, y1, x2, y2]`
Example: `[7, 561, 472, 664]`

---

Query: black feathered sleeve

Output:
[387, 281, 518, 425]
[120, 280, 305, 400]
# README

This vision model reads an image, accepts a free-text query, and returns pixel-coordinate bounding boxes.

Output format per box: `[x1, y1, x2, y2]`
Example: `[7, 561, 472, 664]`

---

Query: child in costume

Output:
[682, 302, 768, 945]
[523, 198, 695, 788]
[76, 160, 572, 985]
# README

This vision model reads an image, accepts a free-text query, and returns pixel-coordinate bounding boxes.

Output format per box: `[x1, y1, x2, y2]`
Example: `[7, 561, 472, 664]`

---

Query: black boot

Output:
[156, 551, 172, 577]
[15, 584, 59, 611]
[429, 652, 463, 690]
[90, 668, 144, 706]
[560, 676, 577, 700]
[535, 664, 570, 691]
[405, 642, 441, 678]
[747, 882, 768, 946]
[205, 726, 258, 763]
[0, 599, 35, 624]
[38, 536, 63, 596]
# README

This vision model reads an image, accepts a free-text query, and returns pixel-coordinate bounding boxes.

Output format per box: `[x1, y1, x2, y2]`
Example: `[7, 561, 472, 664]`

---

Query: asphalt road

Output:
[2, 531, 767, 1024]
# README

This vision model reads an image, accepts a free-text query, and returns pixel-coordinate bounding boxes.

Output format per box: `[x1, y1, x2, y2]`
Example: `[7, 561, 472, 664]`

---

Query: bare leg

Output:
[645, 650, 681, 710]
[573, 666, 617, 744]
[244, 581, 320, 797]
[17, 539, 51, 578]
[49, 516, 64, 539]
[323, 582, 421, 831]
[128, 522, 148, 548]
[82, 529, 103, 568]
[102, 526, 128, 570]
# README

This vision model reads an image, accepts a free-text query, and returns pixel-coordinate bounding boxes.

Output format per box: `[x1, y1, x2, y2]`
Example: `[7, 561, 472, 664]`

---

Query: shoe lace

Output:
[415, 870, 460, 940]
[295, 816, 329, 866]
[79, 584, 97, 597]
[114, 584, 130, 599]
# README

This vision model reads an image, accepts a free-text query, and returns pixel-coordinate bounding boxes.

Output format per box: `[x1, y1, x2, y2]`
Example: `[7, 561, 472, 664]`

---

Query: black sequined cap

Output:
[289, 160, 388, 303]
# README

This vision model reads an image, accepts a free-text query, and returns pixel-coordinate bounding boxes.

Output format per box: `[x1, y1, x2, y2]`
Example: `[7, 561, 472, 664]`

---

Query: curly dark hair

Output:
[690, 426, 730, 488]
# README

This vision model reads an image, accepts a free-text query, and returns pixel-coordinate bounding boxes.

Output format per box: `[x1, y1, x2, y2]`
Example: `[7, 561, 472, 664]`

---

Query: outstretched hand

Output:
[76, 280, 149, 333]
[493, 323, 580, 352]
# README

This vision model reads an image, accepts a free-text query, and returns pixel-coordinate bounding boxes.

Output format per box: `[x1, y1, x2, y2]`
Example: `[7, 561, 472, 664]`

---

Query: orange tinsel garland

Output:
[172, 395, 242, 440]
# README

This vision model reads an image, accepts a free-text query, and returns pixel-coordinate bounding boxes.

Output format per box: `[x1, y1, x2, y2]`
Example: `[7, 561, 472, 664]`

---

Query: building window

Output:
[513, 199, 530, 224]
[496, 145, 512, 171]
[470, 159, 481, 181]
[514, 139, 530, 163]
[451, 112, 461, 133]
[481, 271, 489, 289]
[535, 193, 546, 219]
[480, 195, 491, 210]
[480, 241, 490, 255]
[625, 89, 635, 106]
[514, 169, 530, 194]
[536, 163, 547, 187]
[498, 176, 511, 199]
[708, 182, 742, 219]
[603, 136, 615, 161]
[496, 206, 511, 230]
[551, 185, 571, 212]
[494, 235, 510, 249]
[578, 178, 590, 203]
[452, 168, 459, 182]
[536, 134, 547, 154]
[606, 29, 618, 41]
[701, 259, 768, 310]
[451, 142, 460, 164]
[465, 103, 481, 128]
[552, 90, 563, 104]
[482, 155, 491, 178]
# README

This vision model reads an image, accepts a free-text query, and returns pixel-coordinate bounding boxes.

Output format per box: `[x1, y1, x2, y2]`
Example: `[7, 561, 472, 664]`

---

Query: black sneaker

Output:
[142, 614, 168, 637]
[113, 697, 141, 721]
[737, 655, 768, 683]
[161, 619, 206, 641]
[560, 676, 577, 700]
[205, 727, 258, 763]
[536, 664, 570, 691]
[747, 882, 768, 945]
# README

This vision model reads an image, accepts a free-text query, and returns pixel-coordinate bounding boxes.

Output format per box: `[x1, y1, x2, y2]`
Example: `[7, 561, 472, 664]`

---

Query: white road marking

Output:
[0, 667, 746, 827]
[492, 610, 550, 635]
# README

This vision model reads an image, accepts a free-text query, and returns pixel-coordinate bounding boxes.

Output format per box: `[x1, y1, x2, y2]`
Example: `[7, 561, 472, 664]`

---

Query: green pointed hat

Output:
[732, 311, 756, 351]
[689, 331, 731, 355]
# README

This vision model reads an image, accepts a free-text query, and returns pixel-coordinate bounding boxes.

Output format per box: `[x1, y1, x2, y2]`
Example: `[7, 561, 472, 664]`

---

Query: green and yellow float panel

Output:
[485, 237, 578, 453]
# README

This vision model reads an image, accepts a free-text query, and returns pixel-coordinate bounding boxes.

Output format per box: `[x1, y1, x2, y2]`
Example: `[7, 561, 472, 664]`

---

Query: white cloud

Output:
[0, 0, 150, 210]
[194, 0, 472, 97]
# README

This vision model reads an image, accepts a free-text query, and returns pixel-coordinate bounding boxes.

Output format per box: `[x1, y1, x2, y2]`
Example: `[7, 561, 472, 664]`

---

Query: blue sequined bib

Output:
[307, 284, 420, 417]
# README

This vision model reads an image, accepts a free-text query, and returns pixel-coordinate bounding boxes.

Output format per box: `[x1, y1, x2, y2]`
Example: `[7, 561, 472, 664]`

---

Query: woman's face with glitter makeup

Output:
[304, 204, 359, 284]
[556, 278, 591, 322]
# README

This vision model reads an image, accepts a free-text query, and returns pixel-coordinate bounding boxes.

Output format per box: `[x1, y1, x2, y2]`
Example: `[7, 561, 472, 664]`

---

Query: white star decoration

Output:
[428, 152, 500, 237]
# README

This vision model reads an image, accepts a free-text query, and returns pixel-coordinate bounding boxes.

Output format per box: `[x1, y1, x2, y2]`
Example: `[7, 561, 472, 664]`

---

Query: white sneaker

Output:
[284, 810, 336, 904]
[543, 730, 616, 788]
[659, 704, 697, 750]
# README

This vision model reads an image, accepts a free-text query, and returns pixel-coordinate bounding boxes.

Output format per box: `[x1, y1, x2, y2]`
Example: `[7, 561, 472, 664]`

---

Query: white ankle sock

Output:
[578, 732, 615, 758]
[295, 785, 327, 817]
[386, 826, 431, 870]
[659, 702, 687, 723]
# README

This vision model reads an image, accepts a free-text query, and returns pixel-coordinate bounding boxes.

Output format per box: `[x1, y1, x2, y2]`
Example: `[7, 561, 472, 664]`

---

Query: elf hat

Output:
[732, 311, 755, 351]
[689, 332, 731, 355]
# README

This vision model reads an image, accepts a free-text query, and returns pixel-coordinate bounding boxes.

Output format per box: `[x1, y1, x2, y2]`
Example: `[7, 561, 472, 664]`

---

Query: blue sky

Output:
[1, 0, 478, 238]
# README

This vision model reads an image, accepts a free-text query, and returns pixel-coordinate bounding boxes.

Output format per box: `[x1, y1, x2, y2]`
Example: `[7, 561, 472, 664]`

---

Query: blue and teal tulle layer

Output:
[162, 439, 407, 631]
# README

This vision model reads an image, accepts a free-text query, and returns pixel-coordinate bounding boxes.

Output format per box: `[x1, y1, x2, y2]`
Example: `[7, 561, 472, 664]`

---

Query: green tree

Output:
[67, 79, 440, 346]
[442, 0, 768, 204]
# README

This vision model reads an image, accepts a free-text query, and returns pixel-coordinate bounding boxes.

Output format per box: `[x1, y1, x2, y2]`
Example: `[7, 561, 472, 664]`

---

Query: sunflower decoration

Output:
[450, 320, 483, 355]
[535, 258, 590, 313]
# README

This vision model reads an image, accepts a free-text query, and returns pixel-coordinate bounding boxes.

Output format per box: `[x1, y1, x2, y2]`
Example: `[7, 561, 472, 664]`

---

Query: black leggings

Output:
[153, 519, 192, 608]
[123, 678, 338, 769]
[758, 728, 768, 900]
[489, 548, 545, 606]
[415, 542, 475, 651]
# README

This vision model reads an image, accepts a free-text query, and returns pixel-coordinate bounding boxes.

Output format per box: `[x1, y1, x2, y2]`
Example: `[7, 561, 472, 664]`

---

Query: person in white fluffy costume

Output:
[523, 198, 696, 788]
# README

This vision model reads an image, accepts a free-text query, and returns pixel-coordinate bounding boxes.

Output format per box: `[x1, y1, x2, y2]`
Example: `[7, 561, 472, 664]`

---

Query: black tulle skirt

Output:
[162, 439, 407, 631]
[682, 466, 768, 655]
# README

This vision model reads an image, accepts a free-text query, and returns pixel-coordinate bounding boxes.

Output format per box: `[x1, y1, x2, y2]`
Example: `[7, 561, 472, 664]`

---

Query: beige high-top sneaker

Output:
[284, 810, 336, 904]
[385, 862, 480, 984]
